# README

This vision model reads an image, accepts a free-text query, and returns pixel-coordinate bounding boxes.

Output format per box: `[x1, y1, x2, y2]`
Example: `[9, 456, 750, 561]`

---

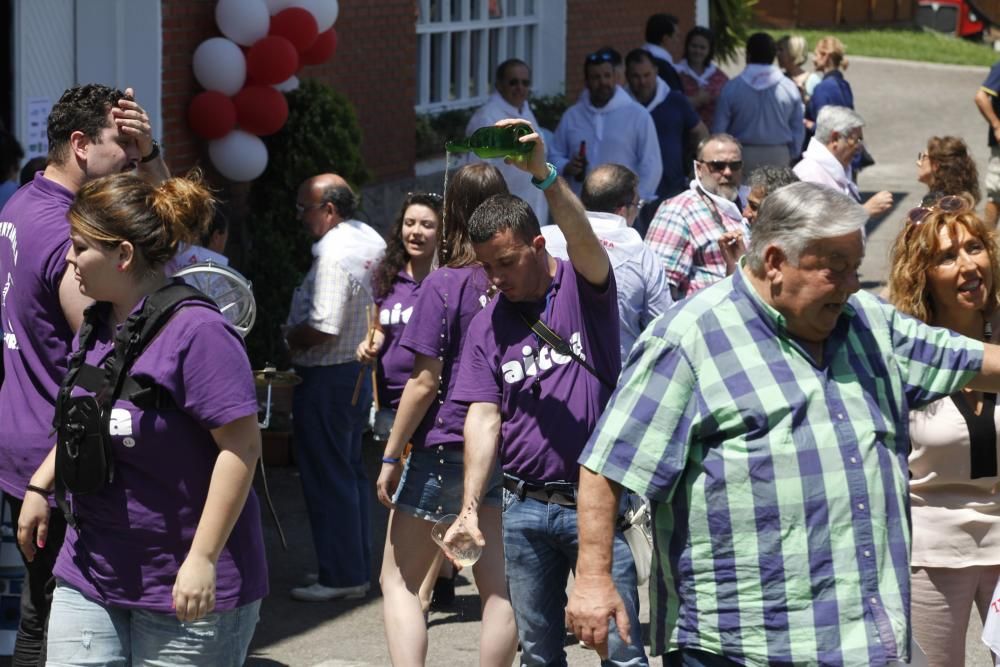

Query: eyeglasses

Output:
[296, 202, 326, 216]
[916, 151, 928, 163]
[907, 193, 967, 225]
[698, 159, 743, 173]
[842, 133, 863, 146]
[506, 78, 531, 87]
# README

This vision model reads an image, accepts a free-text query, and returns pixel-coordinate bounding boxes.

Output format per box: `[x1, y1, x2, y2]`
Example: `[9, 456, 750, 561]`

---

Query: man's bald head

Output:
[581, 164, 639, 222]
[298, 172, 357, 221]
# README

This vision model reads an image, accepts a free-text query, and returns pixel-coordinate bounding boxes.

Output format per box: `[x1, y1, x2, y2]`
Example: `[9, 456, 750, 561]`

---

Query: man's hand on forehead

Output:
[111, 86, 153, 155]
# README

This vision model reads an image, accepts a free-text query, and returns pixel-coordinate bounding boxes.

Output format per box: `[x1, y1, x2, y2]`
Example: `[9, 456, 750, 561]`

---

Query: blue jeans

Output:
[293, 362, 372, 588]
[501, 491, 648, 667]
[393, 447, 504, 521]
[46, 582, 260, 666]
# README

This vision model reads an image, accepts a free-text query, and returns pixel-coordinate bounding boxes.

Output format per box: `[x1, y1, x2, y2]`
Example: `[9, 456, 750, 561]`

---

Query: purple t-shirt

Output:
[400, 265, 493, 450]
[54, 298, 269, 612]
[0, 173, 76, 498]
[376, 271, 419, 410]
[452, 259, 620, 483]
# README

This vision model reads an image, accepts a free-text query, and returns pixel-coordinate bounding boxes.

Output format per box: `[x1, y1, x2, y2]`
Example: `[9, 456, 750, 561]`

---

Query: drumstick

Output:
[351, 304, 377, 406]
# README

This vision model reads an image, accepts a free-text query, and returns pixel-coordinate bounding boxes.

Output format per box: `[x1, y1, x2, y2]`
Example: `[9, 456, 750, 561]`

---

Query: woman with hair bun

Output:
[17, 172, 267, 666]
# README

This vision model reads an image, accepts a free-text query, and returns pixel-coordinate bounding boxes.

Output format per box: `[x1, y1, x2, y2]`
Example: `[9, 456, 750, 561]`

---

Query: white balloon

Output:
[192, 38, 246, 96]
[209, 131, 269, 182]
[293, 0, 339, 32]
[215, 0, 271, 46]
[273, 75, 300, 92]
[266, 0, 297, 13]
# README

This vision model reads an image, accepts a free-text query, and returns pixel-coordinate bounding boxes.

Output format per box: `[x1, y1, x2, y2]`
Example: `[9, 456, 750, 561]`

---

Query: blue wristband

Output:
[381, 456, 401, 464]
[531, 163, 558, 191]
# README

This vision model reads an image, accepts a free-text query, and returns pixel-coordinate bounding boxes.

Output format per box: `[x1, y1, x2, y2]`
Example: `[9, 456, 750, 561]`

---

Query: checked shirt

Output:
[580, 267, 984, 666]
[644, 188, 745, 298]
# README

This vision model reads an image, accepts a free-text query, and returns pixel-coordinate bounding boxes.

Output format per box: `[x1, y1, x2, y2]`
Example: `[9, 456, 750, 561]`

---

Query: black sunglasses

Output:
[698, 159, 743, 173]
[506, 78, 531, 87]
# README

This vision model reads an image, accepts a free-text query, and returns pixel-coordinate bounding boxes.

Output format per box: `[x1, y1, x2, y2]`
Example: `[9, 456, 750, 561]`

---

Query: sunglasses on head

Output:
[407, 191, 443, 203]
[586, 51, 615, 63]
[907, 193, 966, 226]
[698, 159, 743, 173]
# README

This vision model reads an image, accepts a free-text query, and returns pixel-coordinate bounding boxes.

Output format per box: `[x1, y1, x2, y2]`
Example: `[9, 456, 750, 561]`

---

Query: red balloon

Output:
[233, 85, 289, 136]
[246, 35, 299, 85]
[300, 27, 337, 66]
[187, 91, 237, 140]
[269, 7, 319, 54]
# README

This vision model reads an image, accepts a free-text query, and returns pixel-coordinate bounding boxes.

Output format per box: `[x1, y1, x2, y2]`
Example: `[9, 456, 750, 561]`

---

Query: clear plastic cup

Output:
[430, 514, 482, 567]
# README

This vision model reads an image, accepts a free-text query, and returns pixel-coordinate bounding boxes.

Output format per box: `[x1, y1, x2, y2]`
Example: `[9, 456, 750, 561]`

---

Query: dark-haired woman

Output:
[376, 164, 517, 666]
[676, 26, 729, 128]
[18, 172, 266, 666]
[358, 192, 442, 419]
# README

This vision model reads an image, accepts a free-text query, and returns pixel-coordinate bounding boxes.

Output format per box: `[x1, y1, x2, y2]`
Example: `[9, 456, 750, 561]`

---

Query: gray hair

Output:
[696, 133, 742, 160]
[746, 181, 867, 272]
[815, 106, 864, 144]
[747, 166, 798, 195]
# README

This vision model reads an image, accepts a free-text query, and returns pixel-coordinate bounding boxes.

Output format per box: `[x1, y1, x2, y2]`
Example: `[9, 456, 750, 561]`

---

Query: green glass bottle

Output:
[445, 124, 533, 159]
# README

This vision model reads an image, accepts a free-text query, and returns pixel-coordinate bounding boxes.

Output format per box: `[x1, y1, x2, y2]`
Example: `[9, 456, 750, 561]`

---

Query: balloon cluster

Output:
[189, 0, 340, 182]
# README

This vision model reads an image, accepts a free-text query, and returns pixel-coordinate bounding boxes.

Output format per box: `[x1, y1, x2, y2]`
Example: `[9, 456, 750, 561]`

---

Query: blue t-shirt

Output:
[806, 70, 854, 122]
[983, 61, 1000, 148]
[651, 91, 701, 199]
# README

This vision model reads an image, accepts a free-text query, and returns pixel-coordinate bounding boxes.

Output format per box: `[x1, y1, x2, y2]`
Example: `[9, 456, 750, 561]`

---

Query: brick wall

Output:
[563, 1, 696, 100]
[160, 0, 416, 184]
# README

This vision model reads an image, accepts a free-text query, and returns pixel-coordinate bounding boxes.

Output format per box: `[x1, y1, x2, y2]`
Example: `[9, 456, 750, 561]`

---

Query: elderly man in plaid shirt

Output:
[284, 173, 385, 602]
[645, 134, 746, 300]
[566, 182, 1000, 666]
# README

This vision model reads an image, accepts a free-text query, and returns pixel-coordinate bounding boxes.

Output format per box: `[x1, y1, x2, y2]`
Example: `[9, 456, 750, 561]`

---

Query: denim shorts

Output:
[47, 581, 260, 667]
[393, 446, 503, 522]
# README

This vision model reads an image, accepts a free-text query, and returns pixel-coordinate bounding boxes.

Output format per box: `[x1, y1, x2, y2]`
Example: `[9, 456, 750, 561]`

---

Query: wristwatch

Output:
[140, 140, 160, 163]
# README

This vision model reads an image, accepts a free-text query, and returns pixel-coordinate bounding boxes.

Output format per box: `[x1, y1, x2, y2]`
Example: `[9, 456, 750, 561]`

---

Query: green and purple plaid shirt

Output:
[580, 267, 984, 666]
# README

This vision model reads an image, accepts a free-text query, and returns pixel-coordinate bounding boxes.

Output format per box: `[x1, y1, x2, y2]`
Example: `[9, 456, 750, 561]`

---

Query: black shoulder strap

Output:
[54, 283, 217, 527]
[517, 310, 616, 391]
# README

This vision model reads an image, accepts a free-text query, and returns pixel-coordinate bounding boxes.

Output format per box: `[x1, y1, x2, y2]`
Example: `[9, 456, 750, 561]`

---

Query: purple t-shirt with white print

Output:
[0, 173, 76, 499]
[453, 259, 620, 483]
[376, 271, 419, 409]
[54, 297, 269, 612]
[400, 264, 493, 450]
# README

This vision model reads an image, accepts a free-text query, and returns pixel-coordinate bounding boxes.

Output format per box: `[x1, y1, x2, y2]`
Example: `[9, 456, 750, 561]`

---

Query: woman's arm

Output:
[17, 446, 57, 561]
[376, 353, 444, 508]
[172, 413, 260, 622]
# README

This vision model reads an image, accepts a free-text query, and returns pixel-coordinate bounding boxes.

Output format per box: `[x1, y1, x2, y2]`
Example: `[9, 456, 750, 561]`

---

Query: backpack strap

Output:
[54, 283, 217, 528]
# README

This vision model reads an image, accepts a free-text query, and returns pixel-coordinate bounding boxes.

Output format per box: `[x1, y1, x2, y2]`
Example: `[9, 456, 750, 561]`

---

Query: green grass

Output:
[761, 27, 998, 68]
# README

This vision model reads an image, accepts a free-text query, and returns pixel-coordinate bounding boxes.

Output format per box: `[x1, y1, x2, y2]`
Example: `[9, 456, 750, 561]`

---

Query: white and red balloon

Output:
[188, 0, 341, 182]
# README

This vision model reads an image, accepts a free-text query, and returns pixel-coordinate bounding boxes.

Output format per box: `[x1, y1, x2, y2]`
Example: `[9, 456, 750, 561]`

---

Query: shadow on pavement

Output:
[246, 437, 395, 657]
[860, 190, 908, 237]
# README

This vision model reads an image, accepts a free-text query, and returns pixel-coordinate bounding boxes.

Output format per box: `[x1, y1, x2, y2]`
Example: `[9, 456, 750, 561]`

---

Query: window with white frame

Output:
[415, 0, 564, 113]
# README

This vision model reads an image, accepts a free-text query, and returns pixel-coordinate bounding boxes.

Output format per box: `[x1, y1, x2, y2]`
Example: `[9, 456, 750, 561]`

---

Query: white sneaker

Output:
[303, 572, 319, 585]
[290, 582, 370, 602]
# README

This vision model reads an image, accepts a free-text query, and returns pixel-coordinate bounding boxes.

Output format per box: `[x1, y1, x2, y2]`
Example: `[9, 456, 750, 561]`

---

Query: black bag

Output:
[53, 283, 216, 527]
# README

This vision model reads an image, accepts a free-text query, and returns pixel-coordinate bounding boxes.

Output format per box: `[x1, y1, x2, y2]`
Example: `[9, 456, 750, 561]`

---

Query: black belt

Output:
[503, 476, 577, 507]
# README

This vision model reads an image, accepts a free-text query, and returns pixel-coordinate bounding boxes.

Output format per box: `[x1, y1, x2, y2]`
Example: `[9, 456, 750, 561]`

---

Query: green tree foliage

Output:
[243, 79, 370, 368]
[711, 0, 758, 63]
